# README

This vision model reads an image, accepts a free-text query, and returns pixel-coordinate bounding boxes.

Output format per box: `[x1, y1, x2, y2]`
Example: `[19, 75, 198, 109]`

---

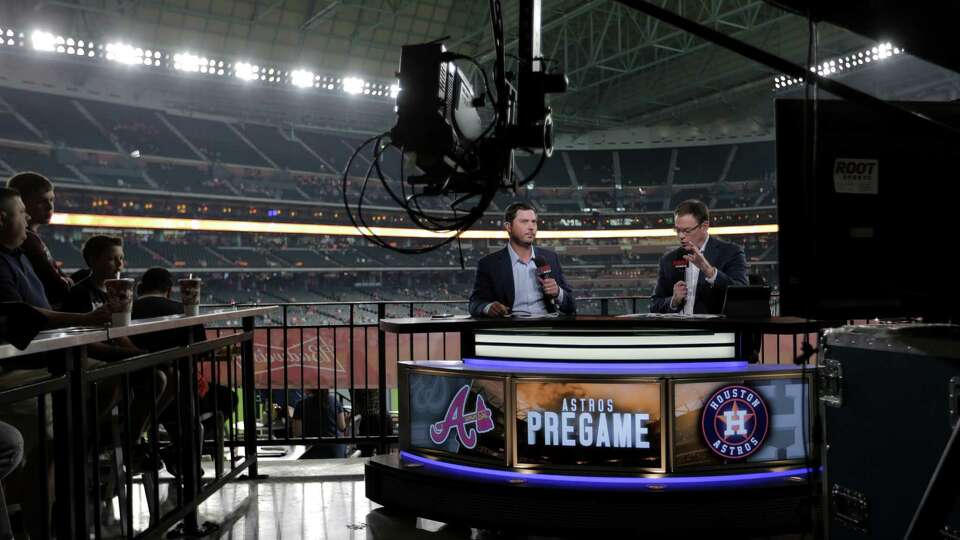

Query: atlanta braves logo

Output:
[701, 384, 769, 460]
[429, 385, 495, 449]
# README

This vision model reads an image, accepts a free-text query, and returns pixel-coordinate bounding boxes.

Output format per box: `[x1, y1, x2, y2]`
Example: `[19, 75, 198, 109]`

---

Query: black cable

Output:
[489, 0, 508, 132]
[349, 136, 489, 254]
[799, 10, 818, 539]
[442, 53, 499, 144]
[371, 139, 461, 231]
[340, 0, 507, 255]
[354, 135, 386, 241]
[341, 134, 382, 234]
[361, 139, 450, 251]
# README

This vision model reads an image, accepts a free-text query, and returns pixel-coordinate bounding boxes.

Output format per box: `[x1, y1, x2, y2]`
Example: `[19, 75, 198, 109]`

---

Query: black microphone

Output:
[671, 248, 689, 310]
[534, 256, 557, 310]
[672, 247, 689, 279]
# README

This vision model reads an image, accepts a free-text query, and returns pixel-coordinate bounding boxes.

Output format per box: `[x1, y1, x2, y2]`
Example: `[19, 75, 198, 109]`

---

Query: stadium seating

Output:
[567, 151, 614, 187]
[146, 162, 224, 195]
[0, 146, 80, 182]
[673, 145, 732, 184]
[0, 111, 40, 142]
[80, 100, 198, 160]
[164, 114, 269, 167]
[80, 166, 153, 189]
[295, 130, 352, 173]
[238, 123, 325, 172]
[0, 87, 114, 151]
[0, 85, 781, 318]
[619, 148, 672, 186]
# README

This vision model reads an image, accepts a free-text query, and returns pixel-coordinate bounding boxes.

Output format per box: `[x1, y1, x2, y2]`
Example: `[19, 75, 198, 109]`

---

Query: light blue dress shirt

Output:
[484, 244, 564, 315]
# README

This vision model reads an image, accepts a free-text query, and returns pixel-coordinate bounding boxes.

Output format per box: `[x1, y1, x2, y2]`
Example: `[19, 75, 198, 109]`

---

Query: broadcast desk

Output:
[366, 316, 831, 534]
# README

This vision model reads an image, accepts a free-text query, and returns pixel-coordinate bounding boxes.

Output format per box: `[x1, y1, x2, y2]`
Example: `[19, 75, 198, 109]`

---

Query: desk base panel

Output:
[365, 454, 818, 534]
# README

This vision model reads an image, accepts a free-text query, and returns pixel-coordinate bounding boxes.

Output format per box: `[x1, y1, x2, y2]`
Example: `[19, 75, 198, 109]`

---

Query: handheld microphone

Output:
[672, 248, 689, 278]
[534, 256, 557, 310]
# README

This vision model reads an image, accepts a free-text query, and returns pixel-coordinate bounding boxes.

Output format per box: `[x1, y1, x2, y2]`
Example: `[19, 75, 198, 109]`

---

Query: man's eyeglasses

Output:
[674, 222, 704, 235]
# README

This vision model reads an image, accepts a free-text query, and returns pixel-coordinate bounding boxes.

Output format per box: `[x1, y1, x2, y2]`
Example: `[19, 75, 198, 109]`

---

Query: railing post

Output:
[54, 346, 82, 539]
[377, 303, 389, 454]
[282, 305, 289, 440]
[174, 334, 205, 535]
[240, 315, 264, 479]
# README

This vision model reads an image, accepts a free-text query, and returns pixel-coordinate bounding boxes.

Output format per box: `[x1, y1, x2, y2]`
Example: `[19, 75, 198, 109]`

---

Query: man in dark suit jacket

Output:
[650, 199, 748, 314]
[469, 202, 575, 317]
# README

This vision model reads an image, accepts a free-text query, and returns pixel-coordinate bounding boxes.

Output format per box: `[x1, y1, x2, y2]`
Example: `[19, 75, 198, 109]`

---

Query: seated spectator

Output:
[0, 188, 109, 328]
[0, 188, 116, 538]
[62, 236, 169, 460]
[132, 268, 236, 470]
[131, 268, 205, 349]
[6, 172, 72, 309]
[292, 389, 347, 459]
[62, 236, 144, 358]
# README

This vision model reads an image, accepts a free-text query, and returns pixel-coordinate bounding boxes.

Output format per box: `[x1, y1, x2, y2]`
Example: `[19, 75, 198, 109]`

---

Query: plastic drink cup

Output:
[104, 278, 135, 326]
[179, 277, 202, 316]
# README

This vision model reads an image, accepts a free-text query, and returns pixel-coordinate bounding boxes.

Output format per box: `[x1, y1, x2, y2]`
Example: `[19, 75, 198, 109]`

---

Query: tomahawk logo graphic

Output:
[429, 385, 495, 449]
[701, 384, 770, 460]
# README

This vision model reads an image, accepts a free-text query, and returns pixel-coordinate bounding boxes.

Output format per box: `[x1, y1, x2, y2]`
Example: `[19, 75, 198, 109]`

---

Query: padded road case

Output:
[821, 324, 960, 539]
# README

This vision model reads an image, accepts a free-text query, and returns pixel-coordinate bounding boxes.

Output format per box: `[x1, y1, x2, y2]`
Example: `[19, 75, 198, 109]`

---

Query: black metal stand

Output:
[173, 343, 205, 536]
[377, 304, 389, 455]
[50, 347, 80, 539]
[904, 417, 960, 539]
[64, 346, 89, 538]
[239, 315, 267, 480]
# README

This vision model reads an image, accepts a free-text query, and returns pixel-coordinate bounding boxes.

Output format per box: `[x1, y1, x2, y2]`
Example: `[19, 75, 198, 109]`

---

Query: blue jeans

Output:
[0, 421, 24, 539]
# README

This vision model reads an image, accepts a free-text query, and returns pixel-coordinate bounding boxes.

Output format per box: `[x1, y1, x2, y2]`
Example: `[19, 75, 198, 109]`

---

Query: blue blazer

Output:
[468, 246, 576, 317]
[649, 236, 748, 314]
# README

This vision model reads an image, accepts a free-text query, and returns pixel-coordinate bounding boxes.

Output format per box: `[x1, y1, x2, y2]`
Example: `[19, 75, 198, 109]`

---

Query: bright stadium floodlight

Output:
[773, 41, 902, 90]
[235, 62, 259, 81]
[173, 52, 203, 72]
[290, 69, 314, 88]
[31, 30, 56, 52]
[390, 83, 400, 98]
[343, 76, 365, 95]
[105, 42, 143, 65]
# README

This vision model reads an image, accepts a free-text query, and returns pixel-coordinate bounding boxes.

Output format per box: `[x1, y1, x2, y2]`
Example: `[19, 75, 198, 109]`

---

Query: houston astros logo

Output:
[430, 385, 495, 449]
[701, 384, 769, 460]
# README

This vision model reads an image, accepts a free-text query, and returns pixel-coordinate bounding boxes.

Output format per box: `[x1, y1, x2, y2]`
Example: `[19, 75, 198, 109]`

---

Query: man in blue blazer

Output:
[650, 200, 748, 314]
[469, 202, 576, 318]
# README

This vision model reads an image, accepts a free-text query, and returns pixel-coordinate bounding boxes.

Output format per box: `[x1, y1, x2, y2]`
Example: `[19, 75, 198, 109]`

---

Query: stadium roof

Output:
[7, 0, 949, 137]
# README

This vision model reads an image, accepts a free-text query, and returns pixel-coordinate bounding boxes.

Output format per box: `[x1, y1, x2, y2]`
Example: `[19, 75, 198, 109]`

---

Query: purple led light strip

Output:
[400, 451, 815, 488]
[463, 358, 749, 372]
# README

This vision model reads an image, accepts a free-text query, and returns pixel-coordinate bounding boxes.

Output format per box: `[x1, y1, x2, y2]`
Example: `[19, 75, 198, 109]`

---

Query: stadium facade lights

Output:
[343, 77, 365, 95]
[11, 23, 398, 99]
[0, 28, 22, 48]
[774, 42, 901, 90]
[50, 213, 778, 239]
[31, 30, 58, 52]
[105, 42, 144, 65]
[234, 62, 259, 81]
[173, 52, 204, 72]
[290, 69, 314, 88]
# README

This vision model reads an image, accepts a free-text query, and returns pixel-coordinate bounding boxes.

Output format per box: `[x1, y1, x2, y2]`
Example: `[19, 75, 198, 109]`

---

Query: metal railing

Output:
[202, 293, 808, 456]
[0, 313, 261, 539]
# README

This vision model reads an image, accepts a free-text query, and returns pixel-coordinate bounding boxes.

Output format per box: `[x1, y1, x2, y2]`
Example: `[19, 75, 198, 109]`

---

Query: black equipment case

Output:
[821, 324, 960, 539]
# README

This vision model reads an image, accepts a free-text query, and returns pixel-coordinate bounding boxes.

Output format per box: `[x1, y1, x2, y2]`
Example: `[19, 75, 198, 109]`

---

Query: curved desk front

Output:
[367, 320, 823, 534]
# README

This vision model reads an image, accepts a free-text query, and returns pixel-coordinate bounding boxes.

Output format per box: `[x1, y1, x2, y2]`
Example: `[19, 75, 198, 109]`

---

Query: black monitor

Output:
[776, 99, 960, 320]
[722, 286, 772, 319]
